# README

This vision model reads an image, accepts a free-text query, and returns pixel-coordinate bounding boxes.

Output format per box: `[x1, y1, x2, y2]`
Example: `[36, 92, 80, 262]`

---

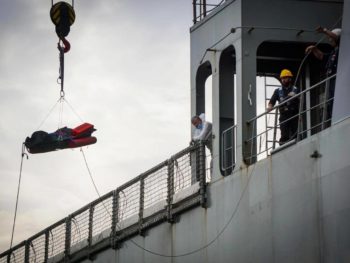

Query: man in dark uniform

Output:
[305, 27, 341, 126]
[267, 69, 300, 145]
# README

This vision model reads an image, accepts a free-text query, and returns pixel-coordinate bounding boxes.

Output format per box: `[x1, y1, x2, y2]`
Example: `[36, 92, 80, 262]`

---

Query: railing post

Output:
[64, 216, 71, 261]
[247, 119, 256, 164]
[192, 0, 197, 24]
[321, 80, 330, 130]
[24, 240, 30, 263]
[111, 190, 118, 248]
[88, 205, 94, 248]
[138, 178, 145, 235]
[203, 0, 207, 17]
[167, 159, 174, 223]
[198, 141, 207, 208]
[297, 89, 305, 142]
[272, 109, 278, 150]
[44, 230, 49, 263]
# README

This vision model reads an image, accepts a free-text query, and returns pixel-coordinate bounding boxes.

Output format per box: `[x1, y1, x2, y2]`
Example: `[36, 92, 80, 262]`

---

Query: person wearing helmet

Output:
[267, 69, 300, 145]
[305, 27, 341, 126]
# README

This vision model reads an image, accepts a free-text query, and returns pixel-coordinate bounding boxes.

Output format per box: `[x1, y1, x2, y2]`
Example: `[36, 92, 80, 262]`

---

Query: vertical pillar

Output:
[64, 216, 71, 261]
[192, 0, 197, 24]
[44, 230, 49, 263]
[24, 241, 30, 263]
[198, 142, 207, 207]
[111, 190, 119, 248]
[305, 65, 312, 138]
[138, 178, 145, 235]
[167, 159, 174, 223]
[88, 205, 94, 248]
[240, 37, 257, 164]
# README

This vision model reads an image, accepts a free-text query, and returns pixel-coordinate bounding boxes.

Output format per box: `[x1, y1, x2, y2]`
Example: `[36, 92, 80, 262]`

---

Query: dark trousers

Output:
[279, 111, 298, 145]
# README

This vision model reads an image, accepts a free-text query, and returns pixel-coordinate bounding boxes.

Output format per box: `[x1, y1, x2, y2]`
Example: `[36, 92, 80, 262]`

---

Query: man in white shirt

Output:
[191, 113, 212, 154]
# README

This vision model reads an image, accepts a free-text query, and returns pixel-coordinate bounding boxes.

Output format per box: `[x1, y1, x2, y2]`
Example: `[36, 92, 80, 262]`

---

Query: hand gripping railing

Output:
[0, 142, 207, 262]
[245, 74, 336, 162]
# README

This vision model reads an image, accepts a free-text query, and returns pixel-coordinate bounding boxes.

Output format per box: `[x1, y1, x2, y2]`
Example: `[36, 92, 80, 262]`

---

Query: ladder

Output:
[263, 76, 280, 153]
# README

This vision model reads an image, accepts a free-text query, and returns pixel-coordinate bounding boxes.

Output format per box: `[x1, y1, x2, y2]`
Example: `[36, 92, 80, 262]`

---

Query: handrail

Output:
[0, 142, 207, 262]
[244, 73, 337, 161]
[192, 0, 225, 24]
[247, 74, 337, 124]
[221, 125, 236, 172]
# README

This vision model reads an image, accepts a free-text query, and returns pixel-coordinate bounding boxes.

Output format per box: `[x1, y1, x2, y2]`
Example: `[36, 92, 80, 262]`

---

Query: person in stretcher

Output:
[24, 123, 97, 154]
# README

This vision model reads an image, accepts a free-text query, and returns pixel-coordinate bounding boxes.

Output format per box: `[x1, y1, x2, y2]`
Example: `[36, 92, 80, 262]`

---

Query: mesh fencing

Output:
[92, 196, 113, 237]
[0, 144, 206, 262]
[71, 209, 89, 249]
[143, 165, 168, 210]
[9, 246, 25, 263]
[118, 182, 140, 223]
[29, 235, 46, 263]
[173, 153, 193, 194]
[48, 223, 65, 259]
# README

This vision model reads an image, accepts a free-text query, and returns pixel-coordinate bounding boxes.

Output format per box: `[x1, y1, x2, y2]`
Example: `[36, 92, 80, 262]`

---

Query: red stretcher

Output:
[24, 123, 97, 154]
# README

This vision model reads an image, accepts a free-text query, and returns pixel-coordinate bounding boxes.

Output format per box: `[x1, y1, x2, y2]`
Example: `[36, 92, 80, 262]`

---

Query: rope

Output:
[174, 159, 185, 191]
[63, 98, 84, 123]
[36, 98, 61, 131]
[293, 15, 343, 86]
[10, 144, 28, 250]
[80, 149, 104, 202]
[80, 147, 258, 258]
[127, 155, 258, 258]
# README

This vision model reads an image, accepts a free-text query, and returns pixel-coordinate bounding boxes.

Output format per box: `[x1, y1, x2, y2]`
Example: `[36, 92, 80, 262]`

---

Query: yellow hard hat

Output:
[280, 69, 293, 78]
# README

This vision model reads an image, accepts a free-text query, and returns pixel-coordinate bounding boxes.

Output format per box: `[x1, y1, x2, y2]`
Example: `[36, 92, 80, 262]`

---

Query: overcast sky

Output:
[0, 0, 194, 252]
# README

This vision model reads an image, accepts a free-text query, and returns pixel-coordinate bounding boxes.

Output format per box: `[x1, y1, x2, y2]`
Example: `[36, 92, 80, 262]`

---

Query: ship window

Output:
[219, 45, 236, 176]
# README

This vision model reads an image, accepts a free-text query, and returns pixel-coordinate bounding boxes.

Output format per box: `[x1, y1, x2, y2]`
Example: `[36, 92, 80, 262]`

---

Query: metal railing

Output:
[192, 0, 226, 24]
[0, 142, 208, 263]
[221, 125, 236, 173]
[246, 74, 336, 161]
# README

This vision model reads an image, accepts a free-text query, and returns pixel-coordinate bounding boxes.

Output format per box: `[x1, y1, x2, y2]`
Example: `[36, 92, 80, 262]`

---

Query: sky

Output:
[0, 0, 194, 252]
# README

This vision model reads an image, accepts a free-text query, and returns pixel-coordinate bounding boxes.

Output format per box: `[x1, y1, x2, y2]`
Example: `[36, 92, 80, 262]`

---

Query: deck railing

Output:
[0, 142, 208, 263]
[245, 74, 336, 162]
[192, 0, 226, 24]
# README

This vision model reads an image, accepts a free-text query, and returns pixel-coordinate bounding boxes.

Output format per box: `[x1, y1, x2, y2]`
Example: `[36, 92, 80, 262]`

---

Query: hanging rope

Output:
[80, 146, 259, 258]
[80, 149, 103, 199]
[293, 15, 343, 86]
[63, 97, 84, 123]
[35, 98, 61, 131]
[10, 144, 28, 250]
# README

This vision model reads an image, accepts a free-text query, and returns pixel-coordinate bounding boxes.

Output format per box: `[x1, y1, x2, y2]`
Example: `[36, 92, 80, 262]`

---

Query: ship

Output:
[1, 0, 349, 262]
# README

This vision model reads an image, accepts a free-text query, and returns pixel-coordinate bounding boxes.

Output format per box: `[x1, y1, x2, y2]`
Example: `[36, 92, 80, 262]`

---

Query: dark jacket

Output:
[269, 85, 299, 114]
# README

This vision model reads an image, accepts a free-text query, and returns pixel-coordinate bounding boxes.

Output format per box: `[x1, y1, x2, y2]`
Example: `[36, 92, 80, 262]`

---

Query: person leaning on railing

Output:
[305, 27, 341, 126]
[267, 69, 300, 146]
[191, 113, 212, 154]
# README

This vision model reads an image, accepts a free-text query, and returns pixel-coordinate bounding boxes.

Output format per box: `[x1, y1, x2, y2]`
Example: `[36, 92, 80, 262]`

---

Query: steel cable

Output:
[81, 147, 258, 258]
[9, 144, 28, 250]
